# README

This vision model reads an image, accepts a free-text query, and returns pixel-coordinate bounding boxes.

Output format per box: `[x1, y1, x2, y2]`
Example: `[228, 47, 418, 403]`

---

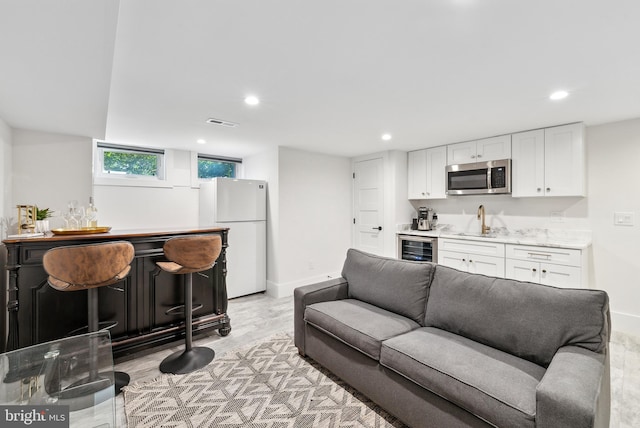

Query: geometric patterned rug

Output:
[123, 333, 406, 427]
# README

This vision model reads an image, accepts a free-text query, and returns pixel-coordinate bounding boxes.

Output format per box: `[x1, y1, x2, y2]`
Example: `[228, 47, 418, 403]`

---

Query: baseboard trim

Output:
[266, 272, 342, 299]
[611, 310, 640, 338]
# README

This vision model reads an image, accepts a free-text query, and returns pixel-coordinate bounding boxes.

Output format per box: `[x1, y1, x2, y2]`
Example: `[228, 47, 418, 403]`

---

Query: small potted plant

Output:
[35, 207, 53, 233]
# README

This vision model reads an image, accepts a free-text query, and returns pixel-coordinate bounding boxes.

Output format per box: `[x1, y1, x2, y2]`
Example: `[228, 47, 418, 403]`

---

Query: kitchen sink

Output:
[451, 232, 498, 239]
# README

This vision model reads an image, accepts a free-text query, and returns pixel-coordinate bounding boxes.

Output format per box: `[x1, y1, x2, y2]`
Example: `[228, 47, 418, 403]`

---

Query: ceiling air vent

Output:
[206, 118, 238, 127]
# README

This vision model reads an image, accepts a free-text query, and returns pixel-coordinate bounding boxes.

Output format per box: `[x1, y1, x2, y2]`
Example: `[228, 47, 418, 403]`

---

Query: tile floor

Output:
[114, 293, 640, 427]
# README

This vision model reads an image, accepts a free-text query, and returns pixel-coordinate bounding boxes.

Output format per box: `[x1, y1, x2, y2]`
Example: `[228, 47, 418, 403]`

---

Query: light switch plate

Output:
[614, 212, 635, 226]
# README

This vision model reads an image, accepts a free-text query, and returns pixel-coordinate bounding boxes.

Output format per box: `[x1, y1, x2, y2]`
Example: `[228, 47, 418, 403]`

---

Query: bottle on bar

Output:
[86, 197, 98, 227]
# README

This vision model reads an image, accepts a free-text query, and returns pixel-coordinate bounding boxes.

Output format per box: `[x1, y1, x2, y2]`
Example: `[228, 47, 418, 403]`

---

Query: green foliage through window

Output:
[198, 158, 237, 179]
[103, 150, 159, 176]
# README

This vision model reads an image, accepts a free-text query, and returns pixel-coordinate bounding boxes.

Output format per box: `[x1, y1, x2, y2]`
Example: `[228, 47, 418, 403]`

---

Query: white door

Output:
[353, 157, 384, 256]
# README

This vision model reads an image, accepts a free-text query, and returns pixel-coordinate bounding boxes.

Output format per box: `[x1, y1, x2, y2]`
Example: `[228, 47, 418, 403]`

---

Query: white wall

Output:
[243, 148, 280, 284]
[278, 147, 352, 288]
[586, 118, 640, 335]
[0, 118, 12, 238]
[94, 149, 199, 229]
[244, 147, 352, 298]
[413, 119, 640, 336]
[12, 129, 92, 230]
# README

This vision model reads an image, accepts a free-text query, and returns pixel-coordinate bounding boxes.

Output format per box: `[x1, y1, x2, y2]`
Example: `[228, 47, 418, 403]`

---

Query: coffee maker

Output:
[417, 207, 433, 231]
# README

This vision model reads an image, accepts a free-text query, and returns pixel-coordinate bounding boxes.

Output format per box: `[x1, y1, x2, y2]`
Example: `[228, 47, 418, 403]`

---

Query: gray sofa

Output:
[294, 249, 610, 428]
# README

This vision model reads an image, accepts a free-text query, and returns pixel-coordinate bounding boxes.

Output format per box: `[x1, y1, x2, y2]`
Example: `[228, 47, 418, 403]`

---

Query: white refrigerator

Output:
[199, 178, 267, 299]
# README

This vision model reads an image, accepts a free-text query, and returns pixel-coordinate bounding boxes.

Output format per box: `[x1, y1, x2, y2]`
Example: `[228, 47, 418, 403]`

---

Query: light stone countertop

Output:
[397, 227, 592, 250]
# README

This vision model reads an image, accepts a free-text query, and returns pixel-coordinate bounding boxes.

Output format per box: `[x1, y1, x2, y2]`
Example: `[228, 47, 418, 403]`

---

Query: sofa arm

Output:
[536, 346, 610, 428]
[294, 277, 349, 356]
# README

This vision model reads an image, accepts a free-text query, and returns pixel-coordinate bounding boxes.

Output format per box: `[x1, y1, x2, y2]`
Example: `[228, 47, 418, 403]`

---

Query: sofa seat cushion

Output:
[380, 327, 546, 428]
[304, 299, 420, 360]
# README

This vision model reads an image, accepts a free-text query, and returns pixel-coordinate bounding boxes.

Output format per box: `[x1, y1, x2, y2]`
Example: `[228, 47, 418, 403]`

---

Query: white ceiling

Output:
[1, 0, 639, 158]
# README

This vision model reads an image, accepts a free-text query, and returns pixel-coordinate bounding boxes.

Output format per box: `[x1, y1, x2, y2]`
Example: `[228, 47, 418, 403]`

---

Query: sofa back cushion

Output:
[425, 265, 610, 367]
[341, 249, 435, 325]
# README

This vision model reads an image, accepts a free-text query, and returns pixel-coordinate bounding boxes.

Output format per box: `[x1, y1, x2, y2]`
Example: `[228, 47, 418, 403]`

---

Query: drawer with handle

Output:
[505, 244, 582, 266]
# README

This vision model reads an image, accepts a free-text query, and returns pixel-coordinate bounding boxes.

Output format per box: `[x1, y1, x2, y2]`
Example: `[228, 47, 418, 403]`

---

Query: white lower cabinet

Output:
[438, 239, 588, 287]
[438, 239, 505, 278]
[505, 244, 587, 288]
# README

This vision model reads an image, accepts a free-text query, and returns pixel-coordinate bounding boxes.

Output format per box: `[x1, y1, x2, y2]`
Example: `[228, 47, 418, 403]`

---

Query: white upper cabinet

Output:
[476, 135, 512, 161]
[447, 141, 477, 165]
[544, 123, 586, 197]
[512, 123, 585, 197]
[408, 147, 447, 200]
[425, 146, 447, 199]
[511, 129, 545, 197]
[407, 149, 427, 199]
[447, 135, 511, 165]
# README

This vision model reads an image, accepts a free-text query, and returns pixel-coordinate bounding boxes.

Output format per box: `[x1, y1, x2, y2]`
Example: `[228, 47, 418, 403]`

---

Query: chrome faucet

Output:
[477, 205, 491, 235]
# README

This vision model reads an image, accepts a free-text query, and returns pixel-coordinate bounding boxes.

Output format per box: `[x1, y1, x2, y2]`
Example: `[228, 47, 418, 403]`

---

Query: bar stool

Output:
[156, 235, 222, 374]
[42, 241, 135, 395]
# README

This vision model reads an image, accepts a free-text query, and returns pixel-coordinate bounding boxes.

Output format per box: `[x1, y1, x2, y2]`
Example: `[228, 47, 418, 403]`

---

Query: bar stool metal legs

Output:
[156, 235, 222, 375]
[159, 273, 215, 374]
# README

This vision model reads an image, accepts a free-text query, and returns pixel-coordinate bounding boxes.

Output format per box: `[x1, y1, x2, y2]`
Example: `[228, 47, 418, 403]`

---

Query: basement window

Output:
[96, 143, 166, 180]
[197, 154, 241, 179]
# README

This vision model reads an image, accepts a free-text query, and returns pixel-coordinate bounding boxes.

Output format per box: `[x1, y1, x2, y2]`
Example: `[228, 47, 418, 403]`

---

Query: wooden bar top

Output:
[2, 226, 231, 356]
[2, 226, 230, 244]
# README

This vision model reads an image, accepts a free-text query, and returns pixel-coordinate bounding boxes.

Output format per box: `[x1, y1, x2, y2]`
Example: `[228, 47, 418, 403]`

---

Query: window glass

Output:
[198, 157, 239, 179]
[97, 143, 164, 179]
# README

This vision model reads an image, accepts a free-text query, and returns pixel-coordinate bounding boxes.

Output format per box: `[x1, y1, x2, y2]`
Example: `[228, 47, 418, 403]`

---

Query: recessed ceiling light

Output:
[381, 133, 392, 141]
[549, 90, 569, 100]
[197, 139, 206, 144]
[244, 95, 260, 106]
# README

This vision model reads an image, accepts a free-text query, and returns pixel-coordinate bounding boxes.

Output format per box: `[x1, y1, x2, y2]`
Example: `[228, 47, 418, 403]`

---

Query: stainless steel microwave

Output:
[445, 159, 511, 195]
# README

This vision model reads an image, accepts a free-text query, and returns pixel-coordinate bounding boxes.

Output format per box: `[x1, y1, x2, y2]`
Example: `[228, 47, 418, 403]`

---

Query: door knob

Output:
[372, 226, 382, 231]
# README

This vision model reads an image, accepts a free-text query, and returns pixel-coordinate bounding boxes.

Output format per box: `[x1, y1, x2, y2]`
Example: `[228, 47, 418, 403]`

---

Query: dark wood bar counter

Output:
[2, 227, 230, 359]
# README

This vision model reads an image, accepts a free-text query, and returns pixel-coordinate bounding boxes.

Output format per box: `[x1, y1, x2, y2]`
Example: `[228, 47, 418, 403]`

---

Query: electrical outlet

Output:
[550, 211, 565, 222]
[614, 212, 635, 226]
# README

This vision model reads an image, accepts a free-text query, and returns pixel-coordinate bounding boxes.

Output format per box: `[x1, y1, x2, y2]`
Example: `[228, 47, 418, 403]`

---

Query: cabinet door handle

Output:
[372, 226, 382, 231]
[527, 252, 551, 260]
[532, 268, 537, 272]
[470, 155, 476, 159]
[546, 187, 551, 192]
[542, 269, 547, 274]
[462, 258, 466, 262]
[537, 188, 541, 192]
[469, 259, 473, 263]
[477, 154, 482, 158]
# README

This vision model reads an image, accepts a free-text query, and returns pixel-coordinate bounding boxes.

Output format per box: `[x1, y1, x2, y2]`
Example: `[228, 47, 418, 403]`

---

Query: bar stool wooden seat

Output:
[156, 235, 222, 374]
[42, 241, 135, 395]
